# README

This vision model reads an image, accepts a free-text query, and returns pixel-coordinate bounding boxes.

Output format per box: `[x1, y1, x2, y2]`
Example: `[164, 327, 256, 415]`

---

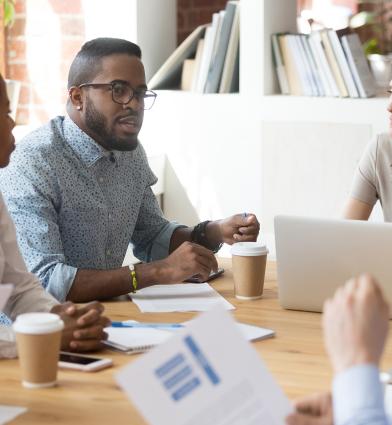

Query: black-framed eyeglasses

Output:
[78, 81, 157, 110]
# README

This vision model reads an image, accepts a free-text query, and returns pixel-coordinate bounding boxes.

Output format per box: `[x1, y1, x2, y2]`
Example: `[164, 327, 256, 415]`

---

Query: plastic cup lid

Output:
[13, 312, 64, 334]
[231, 242, 269, 257]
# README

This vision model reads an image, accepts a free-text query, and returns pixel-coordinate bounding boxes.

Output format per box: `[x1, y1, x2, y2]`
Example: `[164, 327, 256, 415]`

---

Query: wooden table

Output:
[2, 260, 392, 424]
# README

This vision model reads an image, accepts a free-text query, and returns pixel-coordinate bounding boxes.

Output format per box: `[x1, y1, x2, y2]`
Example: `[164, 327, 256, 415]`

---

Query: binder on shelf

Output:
[279, 34, 304, 95]
[341, 33, 376, 98]
[219, 3, 240, 93]
[271, 33, 290, 95]
[294, 35, 317, 96]
[194, 13, 221, 92]
[327, 29, 359, 98]
[180, 59, 195, 91]
[205, 1, 238, 93]
[191, 39, 205, 92]
[148, 24, 207, 90]
[300, 35, 324, 96]
[319, 30, 349, 97]
[308, 34, 339, 96]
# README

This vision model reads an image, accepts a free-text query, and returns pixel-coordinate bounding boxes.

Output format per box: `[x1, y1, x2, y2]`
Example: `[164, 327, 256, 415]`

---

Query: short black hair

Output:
[67, 37, 142, 89]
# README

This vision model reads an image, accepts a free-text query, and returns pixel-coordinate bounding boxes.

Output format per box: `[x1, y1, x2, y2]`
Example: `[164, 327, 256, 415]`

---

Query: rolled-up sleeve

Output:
[350, 137, 379, 206]
[131, 186, 186, 262]
[0, 146, 77, 302]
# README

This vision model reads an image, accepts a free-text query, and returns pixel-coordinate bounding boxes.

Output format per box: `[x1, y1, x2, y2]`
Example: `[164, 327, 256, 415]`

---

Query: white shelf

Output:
[259, 95, 389, 133]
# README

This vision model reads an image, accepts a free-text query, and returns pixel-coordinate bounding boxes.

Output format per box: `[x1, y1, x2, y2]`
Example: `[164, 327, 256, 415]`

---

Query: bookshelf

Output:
[142, 0, 388, 255]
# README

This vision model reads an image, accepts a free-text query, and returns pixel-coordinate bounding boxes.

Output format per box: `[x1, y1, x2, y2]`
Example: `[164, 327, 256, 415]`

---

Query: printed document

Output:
[130, 283, 234, 312]
[116, 308, 292, 425]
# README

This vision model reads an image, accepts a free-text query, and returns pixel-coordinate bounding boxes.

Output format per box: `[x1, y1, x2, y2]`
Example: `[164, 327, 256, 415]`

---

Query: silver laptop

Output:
[274, 215, 392, 313]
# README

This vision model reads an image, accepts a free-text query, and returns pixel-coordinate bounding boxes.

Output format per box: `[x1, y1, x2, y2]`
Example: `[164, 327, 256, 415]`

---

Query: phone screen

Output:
[59, 353, 100, 365]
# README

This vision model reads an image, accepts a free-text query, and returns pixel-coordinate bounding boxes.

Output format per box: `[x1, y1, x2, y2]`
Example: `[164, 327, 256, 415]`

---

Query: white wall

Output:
[83, 0, 176, 81]
[140, 91, 389, 257]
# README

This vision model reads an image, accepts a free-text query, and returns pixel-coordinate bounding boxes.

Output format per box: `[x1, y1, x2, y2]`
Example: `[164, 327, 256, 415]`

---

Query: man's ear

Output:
[68, 86, 83, 111]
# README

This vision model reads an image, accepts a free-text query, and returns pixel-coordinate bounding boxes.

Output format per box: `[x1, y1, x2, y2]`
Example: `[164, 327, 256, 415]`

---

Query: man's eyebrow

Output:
[110, 80, 147, 90]
[110, 79, 129, 85]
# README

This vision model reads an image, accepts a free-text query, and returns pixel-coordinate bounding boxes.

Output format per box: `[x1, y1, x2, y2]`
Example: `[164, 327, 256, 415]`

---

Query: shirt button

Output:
[99, 177, 104, 183]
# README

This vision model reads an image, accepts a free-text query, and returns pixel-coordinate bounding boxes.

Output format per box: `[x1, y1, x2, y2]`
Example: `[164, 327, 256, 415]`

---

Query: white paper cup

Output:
[13, 313, 64, 389]
[231, 242, 269, 300]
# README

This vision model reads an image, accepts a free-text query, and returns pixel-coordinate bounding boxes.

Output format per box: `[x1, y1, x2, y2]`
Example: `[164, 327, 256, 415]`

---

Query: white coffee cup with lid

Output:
[231, 242, 269, 300]
[13, 312, 64, 388]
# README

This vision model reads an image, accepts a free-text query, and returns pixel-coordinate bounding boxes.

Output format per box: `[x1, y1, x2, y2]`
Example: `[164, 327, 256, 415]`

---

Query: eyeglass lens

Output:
[111, 83, 156, 110]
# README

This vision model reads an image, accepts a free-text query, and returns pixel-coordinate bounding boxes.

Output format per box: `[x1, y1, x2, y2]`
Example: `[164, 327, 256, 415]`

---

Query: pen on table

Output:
[110, 321, 184, 329]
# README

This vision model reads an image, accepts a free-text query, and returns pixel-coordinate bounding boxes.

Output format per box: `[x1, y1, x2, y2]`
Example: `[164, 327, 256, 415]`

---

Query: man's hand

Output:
[323, 274, 389, 374]
[207, 214, 260, 245]
[286, 392, 333, 425]
[51, 301, 111, 352]
[156, 241, 218, 283]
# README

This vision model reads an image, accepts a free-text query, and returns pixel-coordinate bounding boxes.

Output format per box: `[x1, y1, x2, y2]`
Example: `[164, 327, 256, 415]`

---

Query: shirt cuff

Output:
[45, 263, 78, 302]
[150, 222, 187, 261]
[333, 364, 386, 425]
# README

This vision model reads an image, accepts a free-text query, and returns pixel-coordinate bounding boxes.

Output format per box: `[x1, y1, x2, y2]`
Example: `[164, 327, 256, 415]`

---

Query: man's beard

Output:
[84, 98, 139, 151]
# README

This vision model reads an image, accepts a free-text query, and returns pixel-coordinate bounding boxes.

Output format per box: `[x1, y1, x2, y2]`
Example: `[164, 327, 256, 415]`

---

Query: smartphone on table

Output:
[58, 352, 113, 372]
[184, 267, 224, 283]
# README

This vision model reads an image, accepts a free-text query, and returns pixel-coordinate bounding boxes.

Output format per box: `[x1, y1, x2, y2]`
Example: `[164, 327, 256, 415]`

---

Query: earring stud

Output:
[77, 105, 82, 110]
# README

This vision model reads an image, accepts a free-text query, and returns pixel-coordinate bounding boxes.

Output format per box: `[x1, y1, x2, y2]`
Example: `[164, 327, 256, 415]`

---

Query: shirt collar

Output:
[63, 116, 115, 167]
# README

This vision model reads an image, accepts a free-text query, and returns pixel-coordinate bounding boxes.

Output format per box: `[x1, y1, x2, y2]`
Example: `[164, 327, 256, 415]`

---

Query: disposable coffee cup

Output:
[13, 313, 64, 389]
[231, 242, 269, 300]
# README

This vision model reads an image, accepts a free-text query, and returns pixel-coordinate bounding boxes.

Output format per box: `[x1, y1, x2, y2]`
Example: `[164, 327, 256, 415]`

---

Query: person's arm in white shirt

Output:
[333, 364, 390, 425]
[286, 275, 390, 425]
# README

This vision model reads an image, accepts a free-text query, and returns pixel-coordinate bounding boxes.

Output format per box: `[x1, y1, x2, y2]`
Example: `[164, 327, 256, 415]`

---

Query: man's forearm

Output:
[66, 262, 171, 303]
[169, 222, 222, 253]
[66, 267, 133, 302]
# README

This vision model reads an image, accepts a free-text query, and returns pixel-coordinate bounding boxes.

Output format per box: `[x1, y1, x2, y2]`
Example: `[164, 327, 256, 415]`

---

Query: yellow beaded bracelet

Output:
[128, 264, 138, 293]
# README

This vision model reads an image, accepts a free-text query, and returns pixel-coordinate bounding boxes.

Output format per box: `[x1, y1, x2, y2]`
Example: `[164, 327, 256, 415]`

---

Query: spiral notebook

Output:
[104, 321, 274, 354]
[104, 325, 174, 354]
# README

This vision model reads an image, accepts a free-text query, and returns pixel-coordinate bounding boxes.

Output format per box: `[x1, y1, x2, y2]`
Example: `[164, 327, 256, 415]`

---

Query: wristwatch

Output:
[190, 220, 223, 253]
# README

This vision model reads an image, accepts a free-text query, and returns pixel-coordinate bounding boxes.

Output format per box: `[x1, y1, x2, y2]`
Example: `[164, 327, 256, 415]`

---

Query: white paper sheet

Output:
[116, 308, 292, 425]
[0, 284, 13, 312]
[130, 283, 235, 312]
[237, 323, 275, 341]
[0, 405, 27, 425]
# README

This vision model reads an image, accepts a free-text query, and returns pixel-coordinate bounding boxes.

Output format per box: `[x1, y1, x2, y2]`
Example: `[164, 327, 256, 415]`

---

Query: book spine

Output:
[320, 30, 349, 97]
[205, 2, 237, 93]
[327, 29, 359, 98]
[271, 33, 290, 94]
[310, 32, 340, 97]
[279, 34, 303, 95]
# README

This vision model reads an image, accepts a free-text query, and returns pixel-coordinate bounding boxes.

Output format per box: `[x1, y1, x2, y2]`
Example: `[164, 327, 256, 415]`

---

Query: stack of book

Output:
[272, 31, 377, 98]
[148, 1, 239, 94]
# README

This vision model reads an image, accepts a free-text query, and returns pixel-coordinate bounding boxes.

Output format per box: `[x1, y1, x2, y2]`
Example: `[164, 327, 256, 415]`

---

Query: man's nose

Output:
[122, 95, 143, 111]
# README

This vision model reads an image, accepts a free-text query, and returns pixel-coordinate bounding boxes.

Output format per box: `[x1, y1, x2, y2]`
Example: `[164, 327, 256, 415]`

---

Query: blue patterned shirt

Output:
[0, 116, 182, 302]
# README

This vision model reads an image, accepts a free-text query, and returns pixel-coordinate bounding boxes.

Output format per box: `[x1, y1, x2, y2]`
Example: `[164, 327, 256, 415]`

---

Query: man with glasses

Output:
[0, 38, 259, 303]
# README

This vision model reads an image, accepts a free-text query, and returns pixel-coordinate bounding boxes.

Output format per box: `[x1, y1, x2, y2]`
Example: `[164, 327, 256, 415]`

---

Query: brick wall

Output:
[6, 0, 85, 124]
[177, 0, 227, 44]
